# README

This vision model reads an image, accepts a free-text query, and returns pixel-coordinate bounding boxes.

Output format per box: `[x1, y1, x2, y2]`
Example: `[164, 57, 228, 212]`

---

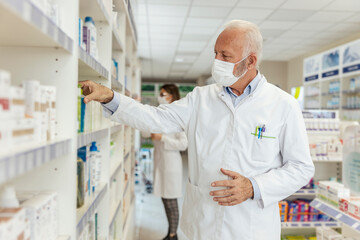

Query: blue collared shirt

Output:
[224, 71, 263, 201]
[102, 72, 263, 201]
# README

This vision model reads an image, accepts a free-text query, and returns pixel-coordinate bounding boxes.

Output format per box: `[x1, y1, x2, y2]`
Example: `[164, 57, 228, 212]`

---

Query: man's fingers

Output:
[218, 199, 244, 206]
[220, 168, 240, 179]
[84, 92, 97, 104]
[209, 188, 233, 197]
[211, 180, 234, 187]
[213, 195, 236, 203]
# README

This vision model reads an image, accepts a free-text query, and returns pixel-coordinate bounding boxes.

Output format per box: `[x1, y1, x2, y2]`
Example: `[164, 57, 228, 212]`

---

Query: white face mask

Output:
[211, 55, 249, 87]
[158, 96, 170, 105]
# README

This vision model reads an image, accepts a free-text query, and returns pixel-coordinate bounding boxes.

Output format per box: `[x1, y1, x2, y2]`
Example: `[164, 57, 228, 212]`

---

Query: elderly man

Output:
[80, 20, 314, 240]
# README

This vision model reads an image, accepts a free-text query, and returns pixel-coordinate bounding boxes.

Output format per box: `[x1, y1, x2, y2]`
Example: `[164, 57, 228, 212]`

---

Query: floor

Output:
[135, 152, 188, 240]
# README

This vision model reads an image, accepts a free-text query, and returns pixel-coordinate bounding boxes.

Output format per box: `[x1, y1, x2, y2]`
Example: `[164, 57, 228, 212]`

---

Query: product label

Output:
[0, 98, 9, 110]
[305, 74, 319, 82]
[343, 64, 360, 74]
[322, 70, 339, 78]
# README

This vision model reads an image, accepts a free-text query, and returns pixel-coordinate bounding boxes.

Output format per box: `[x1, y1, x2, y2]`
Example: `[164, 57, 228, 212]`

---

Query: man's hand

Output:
[151, 133, 162, 141]
[209, 168, 254, 206]
[79, 80, 114, 104]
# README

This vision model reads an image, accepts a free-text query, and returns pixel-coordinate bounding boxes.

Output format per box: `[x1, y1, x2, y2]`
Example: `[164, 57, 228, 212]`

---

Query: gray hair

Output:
[224, 20, 263, 68]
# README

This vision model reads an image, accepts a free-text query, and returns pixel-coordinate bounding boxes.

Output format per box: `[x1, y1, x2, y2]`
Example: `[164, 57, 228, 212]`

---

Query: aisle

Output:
[135, 153, 188, 240]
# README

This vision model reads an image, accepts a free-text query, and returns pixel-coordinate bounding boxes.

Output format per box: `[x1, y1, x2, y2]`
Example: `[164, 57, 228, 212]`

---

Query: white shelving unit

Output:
[281, 221, 341, 229]
[310, 198, 360, 236]
[303, 39, 360, 122]
[0, 0, 140, 239]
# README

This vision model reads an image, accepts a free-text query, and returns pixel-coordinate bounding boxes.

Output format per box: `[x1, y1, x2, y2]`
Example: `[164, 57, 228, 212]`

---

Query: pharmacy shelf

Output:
[76, 182, 107, 236]
[78, 46, 109, 80]
[343, 89, 360, 94]
[111, 75, 123, 92]
[77, 127, 109, 148]
[0, 138, 72, 185]
[79, 0, 110, 24]
[0, 0, 73, 53]
[322, 92, 340, 96]
[292, 189, 317, 197]
[310, 198, 360, 232]
[110, 161, 122, 180]
[109, 199, 122, 226]
[342, 106, 360, 110]
[281, 221, 341, 228]
[113, 0, 137, 46]
[111, 124, 123, 134]
[112, 28, 124, 51]
[313, 159, 342, 163]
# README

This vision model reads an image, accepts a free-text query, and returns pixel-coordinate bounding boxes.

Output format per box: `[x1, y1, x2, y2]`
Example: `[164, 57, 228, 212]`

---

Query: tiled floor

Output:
[135, 153, 188, 240]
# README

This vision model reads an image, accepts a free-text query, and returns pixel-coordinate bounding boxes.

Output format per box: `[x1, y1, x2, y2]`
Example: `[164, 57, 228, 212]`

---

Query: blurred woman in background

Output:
[151, 84, 188, 240]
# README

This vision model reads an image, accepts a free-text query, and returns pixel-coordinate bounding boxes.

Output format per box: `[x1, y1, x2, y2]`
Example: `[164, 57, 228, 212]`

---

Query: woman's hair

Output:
[161, 84, 180, 102]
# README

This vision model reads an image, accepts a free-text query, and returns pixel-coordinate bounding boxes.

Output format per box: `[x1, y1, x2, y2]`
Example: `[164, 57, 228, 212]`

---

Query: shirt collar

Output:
[225, 71, 262, 98]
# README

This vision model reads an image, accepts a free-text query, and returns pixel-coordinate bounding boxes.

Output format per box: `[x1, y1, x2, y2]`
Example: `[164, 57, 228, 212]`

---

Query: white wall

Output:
[259, 61, 288, 91]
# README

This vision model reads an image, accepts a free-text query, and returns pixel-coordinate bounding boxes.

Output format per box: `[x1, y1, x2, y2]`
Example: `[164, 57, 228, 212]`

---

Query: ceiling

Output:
[134, 0, 360, 81]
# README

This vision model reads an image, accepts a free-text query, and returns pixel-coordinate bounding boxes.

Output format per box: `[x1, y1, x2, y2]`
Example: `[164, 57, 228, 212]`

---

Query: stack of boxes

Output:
[0, 70, 57, 149]
[0, 191, 58, 240]
[279, 200, 332, 222]
[317, 181, 351, 207]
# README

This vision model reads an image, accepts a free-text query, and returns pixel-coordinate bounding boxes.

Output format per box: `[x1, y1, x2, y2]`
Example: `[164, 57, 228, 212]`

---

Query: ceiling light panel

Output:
[268, 9, 315, 21]
[306, 11, 355, 22]
[148, 4, 189, 17]
[237, 0, 286, 9]
[227, 8, 274, 21]
[171, 63, 192, 71]
[260, 20, 299, 30]
[324, 0, 360, 11]
[189, 6, 231, 18]
[280, 0, 333, 10]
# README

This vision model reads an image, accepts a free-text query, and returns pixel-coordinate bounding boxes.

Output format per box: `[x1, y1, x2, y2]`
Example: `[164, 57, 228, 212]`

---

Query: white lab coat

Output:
[152, 132, 187, 199]
[105, 75, 314, 240]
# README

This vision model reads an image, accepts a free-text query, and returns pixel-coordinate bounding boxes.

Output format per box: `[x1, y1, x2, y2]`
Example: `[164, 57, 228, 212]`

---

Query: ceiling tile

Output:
[260, 29, 286, 38]
[324, 0, 360, 11]
[192, 0, 238, 7]
[149, 16, 186, 26]
[148, 4, 189, 17]
[237, 0, 286, 8]
[280, 0, 333, 10]
[268, 9, 315, 21]
[150, 33, 180, 41]
[328, 23, 360, 33]
[228, 8, 274, 21]
[145, 0, 191, 4]
[292, 22, 332, 31]
[260, 20, 299, 30]
[185, 17, 224, 28]
[149, 25, 182, 34]
[183, 26, 217, 35]
[306, 11, 355, 22]
[189, 6, 231, 18]
[181, 34, 212, 41]
[178, 41, 207, 50]
[279, 30, 318, 39]
[345, 14, 360, 23]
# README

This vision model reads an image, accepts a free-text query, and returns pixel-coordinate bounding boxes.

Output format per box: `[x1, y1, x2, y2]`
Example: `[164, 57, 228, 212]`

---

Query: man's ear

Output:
[248, 55, 257, 69]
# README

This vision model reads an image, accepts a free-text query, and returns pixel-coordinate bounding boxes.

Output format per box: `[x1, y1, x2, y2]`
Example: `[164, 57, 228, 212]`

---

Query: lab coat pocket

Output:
[251, 133, 278, 164]
[180, 180, 218, 240]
